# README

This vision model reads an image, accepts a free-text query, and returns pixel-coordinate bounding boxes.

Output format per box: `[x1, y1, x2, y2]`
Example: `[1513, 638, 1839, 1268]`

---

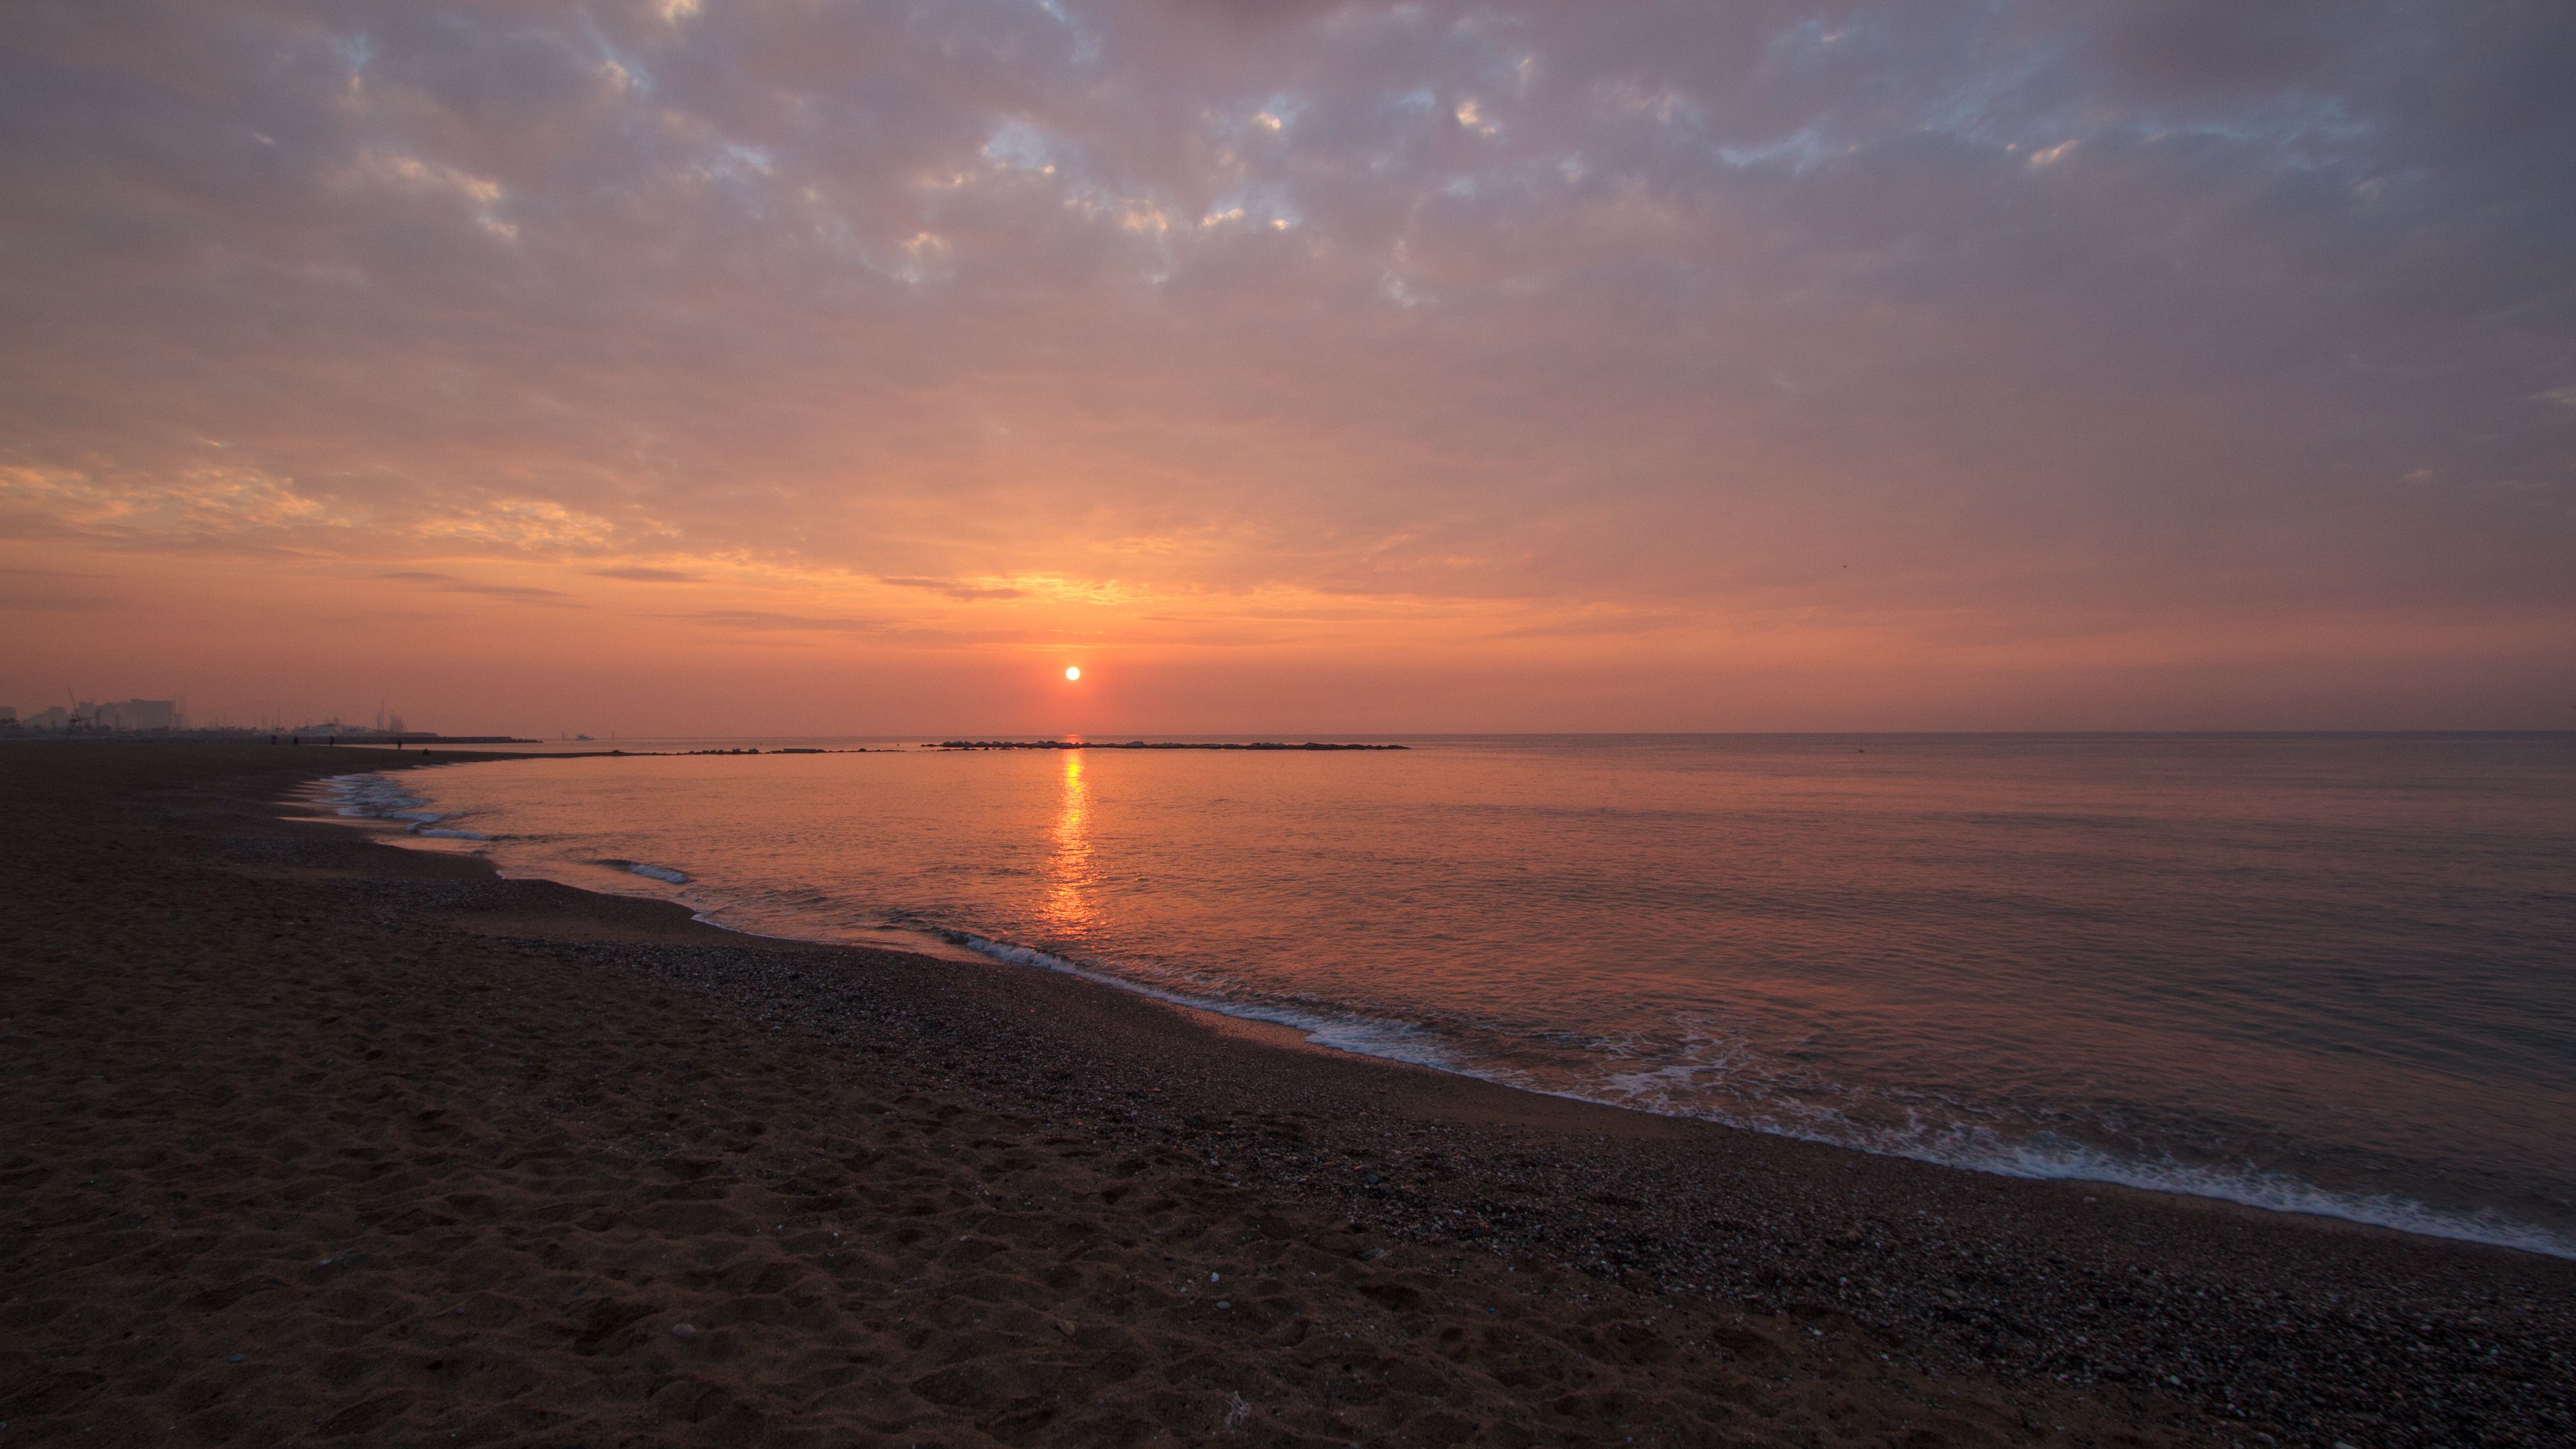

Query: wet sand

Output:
[2, 745, 2567, 1448]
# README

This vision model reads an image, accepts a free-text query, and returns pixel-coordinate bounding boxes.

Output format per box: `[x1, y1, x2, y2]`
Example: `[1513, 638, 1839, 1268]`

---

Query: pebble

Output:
[670, 1324, 697, 1340]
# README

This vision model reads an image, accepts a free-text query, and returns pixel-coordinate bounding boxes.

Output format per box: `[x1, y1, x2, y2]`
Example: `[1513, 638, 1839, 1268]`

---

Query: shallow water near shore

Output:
[323, 733, 2576, 1256]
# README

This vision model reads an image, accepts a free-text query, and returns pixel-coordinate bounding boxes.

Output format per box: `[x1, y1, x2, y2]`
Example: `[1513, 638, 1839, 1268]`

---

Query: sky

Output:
[3, 0, 2571, 735]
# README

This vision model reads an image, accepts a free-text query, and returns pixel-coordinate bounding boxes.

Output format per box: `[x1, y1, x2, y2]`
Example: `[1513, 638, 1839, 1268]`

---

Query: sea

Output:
[317, 733, 2576, 1257]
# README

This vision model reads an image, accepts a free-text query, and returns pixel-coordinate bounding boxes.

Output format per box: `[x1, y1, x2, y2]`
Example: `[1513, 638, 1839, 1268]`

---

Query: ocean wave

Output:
[953, 933, 1460, 1073]
[316, 773, 488, 841]
[604, 859, 691, 884]
[319, 772, 428, 819]
[1929, 1134, 2576, 1259]
[1553, 1033, 2576, 1260]
[949, 932, 2576, 1259]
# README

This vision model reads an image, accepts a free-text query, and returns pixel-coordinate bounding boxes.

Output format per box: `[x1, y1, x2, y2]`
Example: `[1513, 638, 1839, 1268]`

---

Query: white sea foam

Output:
[1497, 1020, 2576, 1258]
[319, 772, 428, 819]
[1921, 1133, 2576, 1258]
[627, 862, 690, 884]
[955, 934, 1460, 1072]
[310, 772, 493, 845]
[1540, 1033, 2576, 1259]
[947, 934, 2576, 1259]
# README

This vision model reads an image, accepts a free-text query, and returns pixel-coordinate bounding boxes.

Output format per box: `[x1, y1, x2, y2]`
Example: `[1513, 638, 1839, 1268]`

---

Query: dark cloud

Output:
[379, 570, 574, 602]
[676, 610, 892, 633]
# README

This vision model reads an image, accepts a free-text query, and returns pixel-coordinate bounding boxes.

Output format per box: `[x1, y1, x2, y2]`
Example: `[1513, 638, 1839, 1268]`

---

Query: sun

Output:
[1064, 665, 1081, 682]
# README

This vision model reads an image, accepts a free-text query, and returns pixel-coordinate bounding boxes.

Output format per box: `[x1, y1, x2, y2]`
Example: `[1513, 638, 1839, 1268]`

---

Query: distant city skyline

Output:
[6, 698, 184, 732]
[4, 2, 2571, 733]
[0, 696, 432, 735]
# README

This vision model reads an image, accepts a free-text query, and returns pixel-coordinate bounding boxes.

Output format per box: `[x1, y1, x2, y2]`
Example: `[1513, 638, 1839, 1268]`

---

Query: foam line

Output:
[952, 931, 2575, 1258]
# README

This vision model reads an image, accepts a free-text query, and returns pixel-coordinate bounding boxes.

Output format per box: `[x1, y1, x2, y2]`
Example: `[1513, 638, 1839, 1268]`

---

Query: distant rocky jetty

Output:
[935, 739, 1405, 751]
[682, 747, 846, 755]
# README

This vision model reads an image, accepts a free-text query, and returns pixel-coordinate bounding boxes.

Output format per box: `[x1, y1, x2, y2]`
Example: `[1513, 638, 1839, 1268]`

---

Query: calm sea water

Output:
[323, 735, 2576, 1255]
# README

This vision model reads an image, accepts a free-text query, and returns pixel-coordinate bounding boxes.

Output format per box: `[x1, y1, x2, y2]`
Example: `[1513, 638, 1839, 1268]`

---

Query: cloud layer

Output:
[3, 1, 2571, 730]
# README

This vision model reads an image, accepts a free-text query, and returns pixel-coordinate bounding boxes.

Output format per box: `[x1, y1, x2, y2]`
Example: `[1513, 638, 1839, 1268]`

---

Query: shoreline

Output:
[3, 745, 2567, 1447]
[314, 759, 2576, 1265]
[284, 755, 2576, 1428]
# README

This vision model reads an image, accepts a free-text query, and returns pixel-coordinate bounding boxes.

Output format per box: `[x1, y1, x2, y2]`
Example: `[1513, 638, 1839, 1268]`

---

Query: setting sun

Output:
[1064, 666, 1081, 682]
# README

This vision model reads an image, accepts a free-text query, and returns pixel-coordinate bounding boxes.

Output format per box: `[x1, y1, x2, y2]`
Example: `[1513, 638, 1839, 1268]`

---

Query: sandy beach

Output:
[3, 745, 2567, 1448]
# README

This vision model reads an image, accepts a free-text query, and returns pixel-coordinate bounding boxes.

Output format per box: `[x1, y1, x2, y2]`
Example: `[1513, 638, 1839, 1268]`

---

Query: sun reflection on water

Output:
[1040, 749, 1096, 938]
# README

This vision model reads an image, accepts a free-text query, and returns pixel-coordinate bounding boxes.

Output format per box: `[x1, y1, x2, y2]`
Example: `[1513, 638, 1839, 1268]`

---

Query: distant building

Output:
[7, 700, 189, 731]
[91, 699, 182, 731]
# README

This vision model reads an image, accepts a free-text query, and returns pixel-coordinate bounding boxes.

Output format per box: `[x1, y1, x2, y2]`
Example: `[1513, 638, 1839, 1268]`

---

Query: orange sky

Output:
[5, 1, 2572, 733]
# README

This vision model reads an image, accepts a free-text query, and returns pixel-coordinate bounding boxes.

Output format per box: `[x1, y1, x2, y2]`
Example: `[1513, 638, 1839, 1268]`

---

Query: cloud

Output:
[378, 570, 576, 604]
[0, 464, 337, 539]
[676, 610, 892, 633]
[1, 0, 2571, 722]
[413, 500, 622, 551]
[881, 576, 1030, 600]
